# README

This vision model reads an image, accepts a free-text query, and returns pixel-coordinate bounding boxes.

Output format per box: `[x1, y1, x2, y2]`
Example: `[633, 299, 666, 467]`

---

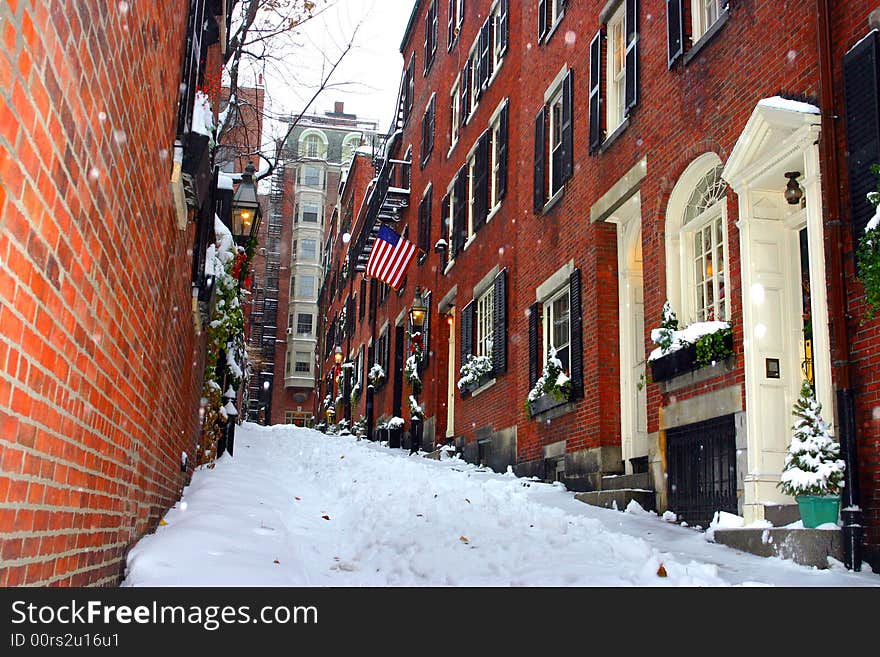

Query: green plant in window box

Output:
[695, 325, 734, 367]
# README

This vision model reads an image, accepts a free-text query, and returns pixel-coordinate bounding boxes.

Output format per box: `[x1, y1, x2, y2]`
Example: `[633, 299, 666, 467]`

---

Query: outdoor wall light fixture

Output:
[784, 171, 803, 205]
[333, 346, 344, 365]
[231, 161, 262, 244]
[409, 286, 428, 329]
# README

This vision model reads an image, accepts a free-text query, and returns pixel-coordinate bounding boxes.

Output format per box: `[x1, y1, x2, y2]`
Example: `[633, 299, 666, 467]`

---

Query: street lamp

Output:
[262, 379, 271, 426]
[231, 161, 263, 246]
[333, 345, 344, 366]
[408, 287, 428, 455]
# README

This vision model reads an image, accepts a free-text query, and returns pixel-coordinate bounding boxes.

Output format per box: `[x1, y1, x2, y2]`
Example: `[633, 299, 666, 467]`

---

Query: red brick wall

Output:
[0, 0, 211, 586]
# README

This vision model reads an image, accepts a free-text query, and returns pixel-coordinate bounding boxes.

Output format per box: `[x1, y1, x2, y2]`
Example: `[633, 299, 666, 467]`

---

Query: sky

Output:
[252, 0, 416, 140]
[123, 422, 879, 587]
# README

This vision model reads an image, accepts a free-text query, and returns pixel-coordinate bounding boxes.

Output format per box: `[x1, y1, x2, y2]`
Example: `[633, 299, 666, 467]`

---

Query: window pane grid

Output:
[477, 288, 494, 358]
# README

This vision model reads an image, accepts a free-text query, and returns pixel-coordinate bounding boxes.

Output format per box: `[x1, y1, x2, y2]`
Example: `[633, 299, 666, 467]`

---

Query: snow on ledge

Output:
[757, 96, 819, 116]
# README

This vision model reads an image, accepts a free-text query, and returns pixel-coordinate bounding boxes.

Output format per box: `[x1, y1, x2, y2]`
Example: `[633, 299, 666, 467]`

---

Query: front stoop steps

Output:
[574, 472, 656, 513]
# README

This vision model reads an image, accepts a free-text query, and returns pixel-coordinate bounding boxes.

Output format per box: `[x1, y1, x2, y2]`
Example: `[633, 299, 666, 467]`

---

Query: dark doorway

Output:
[666, 414, 737, 527]
[393, 324, 405, 418]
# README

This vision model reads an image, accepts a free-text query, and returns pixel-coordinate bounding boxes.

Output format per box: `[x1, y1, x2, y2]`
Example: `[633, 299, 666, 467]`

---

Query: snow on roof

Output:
[218, 173, 234, 190]
[757, 96, 819, 115]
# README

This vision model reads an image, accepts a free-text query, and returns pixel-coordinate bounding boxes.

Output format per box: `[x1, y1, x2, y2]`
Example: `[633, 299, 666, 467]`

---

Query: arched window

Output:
[665, 154, 730, 323]
[299, 130, 327, 159]
[341, 134, 361, 164]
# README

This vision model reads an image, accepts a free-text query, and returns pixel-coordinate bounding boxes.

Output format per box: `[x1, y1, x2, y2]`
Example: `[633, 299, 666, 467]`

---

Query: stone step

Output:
[575, 489, 656, 513]
[599, 472, 651, 491]
[712, 528, 842, 569]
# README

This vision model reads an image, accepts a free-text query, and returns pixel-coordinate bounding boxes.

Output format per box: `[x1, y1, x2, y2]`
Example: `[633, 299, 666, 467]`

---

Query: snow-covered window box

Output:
[647, 302, 734, 383]
[368, 363, 385, 387]
[525, 347, 571, 417]
[457, 354, 493, 395]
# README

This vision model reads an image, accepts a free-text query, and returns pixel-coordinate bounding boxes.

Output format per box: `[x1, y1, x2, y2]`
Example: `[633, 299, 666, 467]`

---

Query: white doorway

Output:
[446, 311, 456, 439]
[611, 192, 648, 473]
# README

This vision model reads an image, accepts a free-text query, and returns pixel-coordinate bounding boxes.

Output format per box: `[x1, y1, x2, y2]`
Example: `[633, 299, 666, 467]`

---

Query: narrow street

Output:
[123, 425, 877, 587]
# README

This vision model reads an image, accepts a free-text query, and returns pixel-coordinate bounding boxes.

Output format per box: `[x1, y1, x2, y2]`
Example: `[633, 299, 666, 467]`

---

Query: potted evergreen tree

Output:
[778, 381, 846, 528]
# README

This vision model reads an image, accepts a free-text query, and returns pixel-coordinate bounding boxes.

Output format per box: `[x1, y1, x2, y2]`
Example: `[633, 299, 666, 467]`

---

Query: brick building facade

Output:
[0, 0, 232, 585]
[321, 0, 880, 570]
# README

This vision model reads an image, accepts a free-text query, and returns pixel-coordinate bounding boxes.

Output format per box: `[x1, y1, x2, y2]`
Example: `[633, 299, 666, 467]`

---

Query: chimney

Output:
[334, 101, 344, 114]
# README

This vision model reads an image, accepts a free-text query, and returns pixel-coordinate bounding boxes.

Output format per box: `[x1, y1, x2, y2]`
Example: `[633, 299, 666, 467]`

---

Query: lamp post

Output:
[408, 286, 428, 454]
[262, 379, 271, 425]
[221, 387, 238, 457]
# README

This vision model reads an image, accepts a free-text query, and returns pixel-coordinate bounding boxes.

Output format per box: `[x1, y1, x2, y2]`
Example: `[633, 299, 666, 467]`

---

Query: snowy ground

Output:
[123, 423, 879, 587]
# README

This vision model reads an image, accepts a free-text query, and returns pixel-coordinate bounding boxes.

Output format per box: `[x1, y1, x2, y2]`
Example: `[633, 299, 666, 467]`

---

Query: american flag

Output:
[365, 224, 418, 290]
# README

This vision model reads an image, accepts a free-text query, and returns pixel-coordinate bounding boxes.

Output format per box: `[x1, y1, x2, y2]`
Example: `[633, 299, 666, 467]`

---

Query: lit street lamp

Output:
[408, 286, 428, 454]
[231, 161, 263, 247]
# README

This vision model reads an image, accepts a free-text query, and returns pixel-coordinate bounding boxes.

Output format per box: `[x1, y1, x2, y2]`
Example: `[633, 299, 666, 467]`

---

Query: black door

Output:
[666, 414, 737, 527]
[393, 325, 405, 418]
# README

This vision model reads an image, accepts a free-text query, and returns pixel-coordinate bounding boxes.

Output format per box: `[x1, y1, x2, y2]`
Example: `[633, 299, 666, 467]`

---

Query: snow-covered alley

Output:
[123, 424, 878, 587]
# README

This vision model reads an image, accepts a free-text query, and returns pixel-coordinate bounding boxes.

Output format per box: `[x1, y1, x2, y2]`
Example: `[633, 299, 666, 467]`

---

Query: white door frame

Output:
[446, 312, 456, 438]
[609, 192, 648, 473]
[722, 101, 833, 522]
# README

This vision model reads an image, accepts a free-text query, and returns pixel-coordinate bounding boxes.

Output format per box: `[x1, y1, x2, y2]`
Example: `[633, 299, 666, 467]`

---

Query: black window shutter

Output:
[625, 0, 638, 114]
[499, 0, 509, 56]
[448, 0, 455, 49]
[424, 12, 430, 74]
[420, 291, 431, 372]
[534, 107, 546, 212]
[461, 300, 475, 366]
[498, 101, 509, 201]
[844, 31, 880, 240]
[347, 296, 356, 337]
[420, 111, 428, 167]
[452, 166, 468, 256]
[569, 268, 583, 400]
[441, 192, 450, 256]
[359, 278, 366, 321]
[666, 0, 684, 68]
[474, 131, 490, 231]
[428, 96, 435, 156]
[460, 63, 471, 125]
[561, 69, 574, 183]
[369, 278, 377, 322]
[406, 58, 414, 118]
[589, 30, 603, 153]
[528, 301, 540, 388]
[538, 0, 547, 40]
[492, 268, 507, 375]
[480, 20, 490, 88]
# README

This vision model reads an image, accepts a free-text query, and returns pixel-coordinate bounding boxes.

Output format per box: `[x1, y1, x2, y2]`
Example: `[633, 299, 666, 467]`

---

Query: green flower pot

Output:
[795, 495, 840, 529]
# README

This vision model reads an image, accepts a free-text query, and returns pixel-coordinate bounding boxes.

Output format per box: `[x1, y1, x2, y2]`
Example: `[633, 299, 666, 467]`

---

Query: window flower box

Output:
[648, 325, 733, 383]
[528, 392, 568, 416]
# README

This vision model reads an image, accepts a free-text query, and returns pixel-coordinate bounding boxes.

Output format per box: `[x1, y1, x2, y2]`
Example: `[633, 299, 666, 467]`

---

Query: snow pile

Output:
[457, 354, 493, 392]
[122, 424, 878, 587]
[757, 96, 820, 116]
[191, 90, 215, 139]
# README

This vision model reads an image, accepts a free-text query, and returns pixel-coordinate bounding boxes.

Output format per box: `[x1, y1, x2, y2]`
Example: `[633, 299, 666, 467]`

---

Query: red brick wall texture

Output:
[0, 1, 209, 585]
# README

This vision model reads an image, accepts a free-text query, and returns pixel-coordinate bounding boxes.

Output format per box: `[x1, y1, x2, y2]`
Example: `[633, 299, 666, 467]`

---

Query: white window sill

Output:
[444, 258, 456, 276]
[447, 139, 459, 160]
[486, 58, 505, 90]
[470, 377, 496, 398]
[542, 187, 565, 214]
[463, 234, 477, 251]
[487, 203, 501, 223]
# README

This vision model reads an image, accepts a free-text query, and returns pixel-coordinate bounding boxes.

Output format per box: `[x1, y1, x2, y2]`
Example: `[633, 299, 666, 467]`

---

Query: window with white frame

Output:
[691, 0, 725, 43]
[303, 165, 321, 187]
[300, 238, 317, 261]
[297, 313, 313, 335]
[606, 3, 626, 134]
[300, 133, 326, 158]
[467, 154, 477, 237]
[298, 275, 315, 299]
[448, 0, 464, 50]
[295, 351, 311, 373]
[544, 287, 570, 372]
[302, 200, 320, 223]
[341, 135, 360, 164]
[539, 0, 566, 40]
[548, 87, 565, 198]
[450, 76, 460, 148]
[476, 286, 494, 358]
[492, 0, 509, 70]
[683, 165, 728, 322]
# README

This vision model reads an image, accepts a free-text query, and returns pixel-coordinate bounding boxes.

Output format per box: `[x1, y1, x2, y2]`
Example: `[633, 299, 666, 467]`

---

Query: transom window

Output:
[544, 287, 570, 372]
[476, 287, 494, 359]
[684, 165, 728, 322]
[606, 4, 626, 133]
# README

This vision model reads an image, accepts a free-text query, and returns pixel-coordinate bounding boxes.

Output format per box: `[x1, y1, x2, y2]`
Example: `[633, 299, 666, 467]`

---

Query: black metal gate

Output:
[666, 414, 737, 527]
